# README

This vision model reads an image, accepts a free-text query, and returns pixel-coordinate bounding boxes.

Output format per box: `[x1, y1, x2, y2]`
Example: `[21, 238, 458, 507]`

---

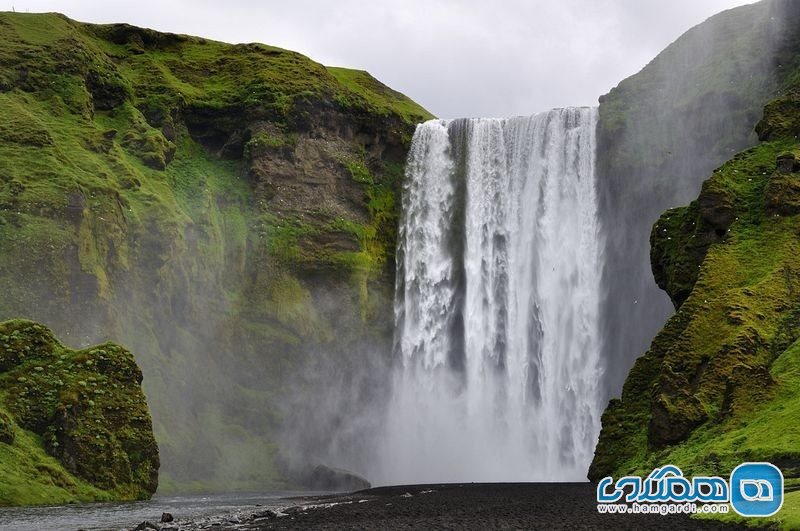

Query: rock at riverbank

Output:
[0, 319, 159, 506]
[301, 464, 371, 492]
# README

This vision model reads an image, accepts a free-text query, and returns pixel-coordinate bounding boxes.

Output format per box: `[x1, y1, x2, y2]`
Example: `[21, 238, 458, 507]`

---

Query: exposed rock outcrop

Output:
[0, 319, 158, 505]
[301, 464, 371, 492]
[590, 85, 800, 485]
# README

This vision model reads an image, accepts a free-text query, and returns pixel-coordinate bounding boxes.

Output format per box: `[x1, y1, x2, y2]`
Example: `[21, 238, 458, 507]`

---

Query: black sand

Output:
[240, 483, 745, 530]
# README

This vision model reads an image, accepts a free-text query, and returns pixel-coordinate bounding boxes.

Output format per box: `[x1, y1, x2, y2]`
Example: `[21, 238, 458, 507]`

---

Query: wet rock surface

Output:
[299, 464, 371, 492]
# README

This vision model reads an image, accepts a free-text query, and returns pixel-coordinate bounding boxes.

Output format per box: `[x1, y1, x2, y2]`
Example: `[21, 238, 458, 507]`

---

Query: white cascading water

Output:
[379, 107, 603, 484]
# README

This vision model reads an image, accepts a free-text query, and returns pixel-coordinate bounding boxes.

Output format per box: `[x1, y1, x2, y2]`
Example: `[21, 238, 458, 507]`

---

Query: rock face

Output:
[590, 84, 800, 484]
[0, 12, 432, 489]
[301, 464, 371, 492]
[0, 319, 159, 505]
[595, 0, 800, 400]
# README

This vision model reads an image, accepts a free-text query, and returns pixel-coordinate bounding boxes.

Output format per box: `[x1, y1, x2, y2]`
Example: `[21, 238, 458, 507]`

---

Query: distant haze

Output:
[5, 1, 755, 118]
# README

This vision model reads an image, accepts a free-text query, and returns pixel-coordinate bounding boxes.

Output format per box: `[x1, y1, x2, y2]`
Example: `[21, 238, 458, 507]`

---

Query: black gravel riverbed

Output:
[231, 483, 745, 530]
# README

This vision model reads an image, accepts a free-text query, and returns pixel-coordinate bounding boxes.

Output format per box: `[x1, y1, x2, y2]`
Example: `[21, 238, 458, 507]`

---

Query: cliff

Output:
[0, 12, 432, 490]
[590, 23, 800, 531]
[596, 0, 800, 400]
[0, 319, 158, 505]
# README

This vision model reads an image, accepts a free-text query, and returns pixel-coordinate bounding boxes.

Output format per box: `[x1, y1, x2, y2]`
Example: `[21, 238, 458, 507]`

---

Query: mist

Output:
[374, 111, 602, 484]
[1, 0, 797, 495]
[275, 284, 394, 484]
[596, 0, 796, 400]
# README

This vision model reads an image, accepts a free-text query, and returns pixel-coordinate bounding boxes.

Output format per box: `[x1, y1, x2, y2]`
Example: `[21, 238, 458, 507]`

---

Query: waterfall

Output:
[379, 107, 602, 483]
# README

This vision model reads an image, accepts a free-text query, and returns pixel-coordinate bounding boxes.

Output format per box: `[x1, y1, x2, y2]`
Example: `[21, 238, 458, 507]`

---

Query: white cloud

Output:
[5, 0, 756, 117]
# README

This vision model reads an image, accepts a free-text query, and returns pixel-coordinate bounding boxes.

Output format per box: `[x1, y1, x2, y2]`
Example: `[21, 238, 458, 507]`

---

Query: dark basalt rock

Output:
[85, 69, 129, 111]
[756, 87, 800, 142]
[648, 389, 708, 446]
[776, 152, 798, 173]
[0, 410, 14, 444]
[252, 509, 278, 519]
[765, 161, 800, 216]
[303, 464, 371, 492]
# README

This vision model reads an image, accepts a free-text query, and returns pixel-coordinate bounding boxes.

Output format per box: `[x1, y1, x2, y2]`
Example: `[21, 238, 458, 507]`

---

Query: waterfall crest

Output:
[380, 107, 602, 483]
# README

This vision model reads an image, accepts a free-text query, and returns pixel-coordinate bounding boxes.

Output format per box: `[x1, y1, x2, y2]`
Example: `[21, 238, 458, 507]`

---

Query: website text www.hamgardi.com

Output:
[597, 463, 784, 518]
[597, 502, 729, 515]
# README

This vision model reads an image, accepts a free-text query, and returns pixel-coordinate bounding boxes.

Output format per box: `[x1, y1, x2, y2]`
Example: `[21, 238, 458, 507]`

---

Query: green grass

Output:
[660, 337, 800, 468]
[592, 41, 800, 527]
[345, 159, 373, 184]
[327, 67, 433, 125]
[0, 10, 430, 497]
[594, 138, 800, 480]
[0, 420, 111, 506]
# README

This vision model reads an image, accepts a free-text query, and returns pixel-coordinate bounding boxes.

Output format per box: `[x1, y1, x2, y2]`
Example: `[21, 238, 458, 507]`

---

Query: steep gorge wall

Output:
[596, 0, 800, 399]
[590, 82, 800, 489]
[591, 0, 800, 496]
[0, 12, 431, 489]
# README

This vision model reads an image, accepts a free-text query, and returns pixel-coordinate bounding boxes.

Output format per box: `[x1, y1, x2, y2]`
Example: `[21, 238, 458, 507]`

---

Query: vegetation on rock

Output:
[0, 11, 432, 493]
[0, 319, 158, 506]
[595, 0, 800, 399]
[591, 53, 800, 530]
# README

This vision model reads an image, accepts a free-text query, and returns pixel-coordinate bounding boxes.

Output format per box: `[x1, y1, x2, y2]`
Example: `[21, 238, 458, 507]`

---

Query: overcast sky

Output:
[5, 1, 756, 118]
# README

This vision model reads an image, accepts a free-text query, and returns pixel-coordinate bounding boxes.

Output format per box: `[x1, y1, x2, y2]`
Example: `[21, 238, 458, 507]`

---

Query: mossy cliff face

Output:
[0, 319, 158, 505]
[596, 0, 800, 399]
[0, 12, 432, 490]
[590, 77, 800, 525]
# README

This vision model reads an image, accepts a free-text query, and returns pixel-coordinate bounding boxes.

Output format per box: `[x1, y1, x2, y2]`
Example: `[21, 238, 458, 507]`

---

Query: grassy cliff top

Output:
[0, 11, 433, 126]
[326, 67, 434, 125]
[0, 10, 432, 282]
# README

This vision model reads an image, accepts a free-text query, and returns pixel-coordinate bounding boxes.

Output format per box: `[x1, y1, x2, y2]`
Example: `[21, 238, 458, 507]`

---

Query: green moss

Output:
[260, 216, 317, 265]
[593, 61, 800, 529]
[660, 338, 800, 474]
[327, 67, 433, 125]
[594, 137, 800, 474]
[118, 106, 176, 170]
[0, 420, 113, 506]
[0, 11, 428, 494]
[345, 160, 373, 184]
[651, 140, 797, 308]
[757, 87, 800, 142]
[244, 131, 296, 158]
[0, 320, 158, 506]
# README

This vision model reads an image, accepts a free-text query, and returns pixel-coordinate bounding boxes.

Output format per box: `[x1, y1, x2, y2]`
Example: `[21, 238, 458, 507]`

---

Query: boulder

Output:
[776, 152, 798, 173]
[303, 464, 371, 492]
